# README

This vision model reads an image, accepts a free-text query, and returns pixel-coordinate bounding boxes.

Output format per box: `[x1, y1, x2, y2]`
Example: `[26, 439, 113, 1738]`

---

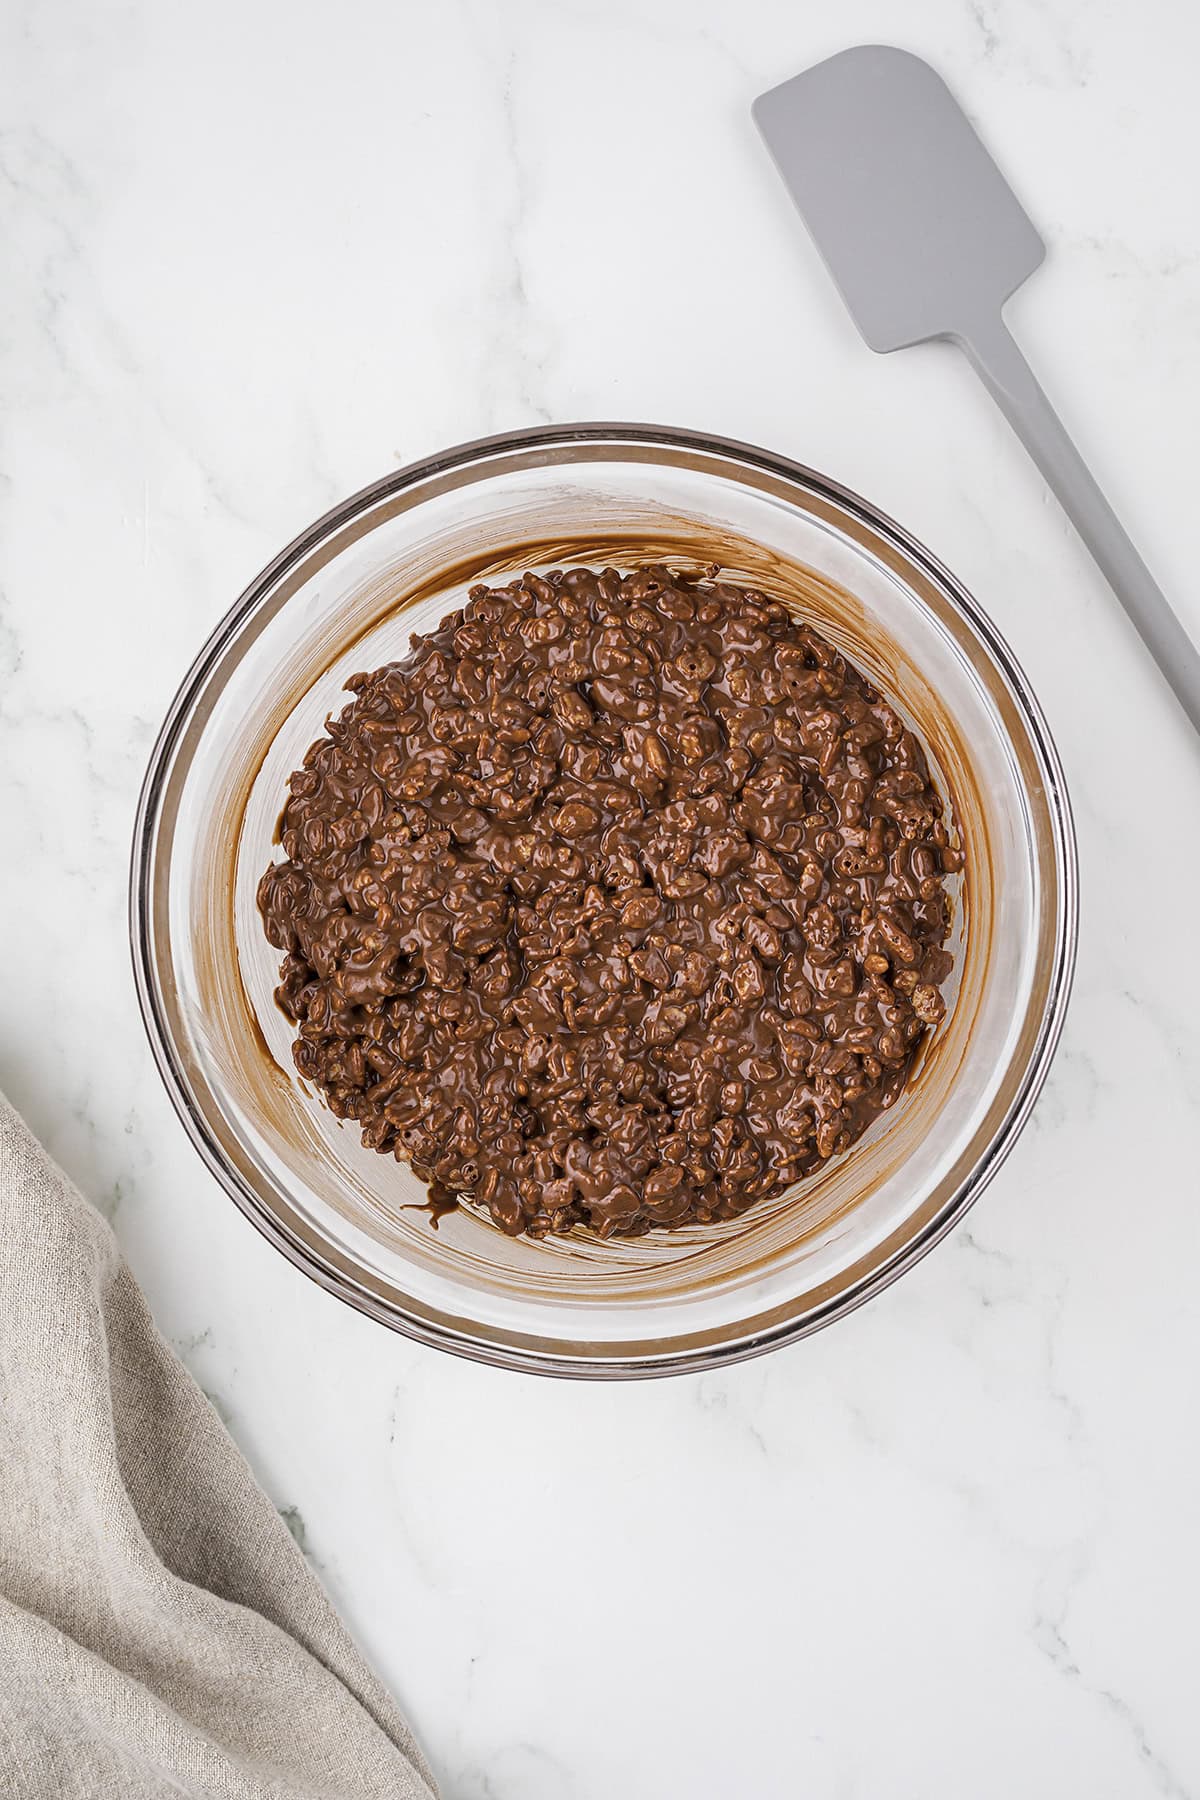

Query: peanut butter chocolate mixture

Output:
[258, 566, 960, 1238]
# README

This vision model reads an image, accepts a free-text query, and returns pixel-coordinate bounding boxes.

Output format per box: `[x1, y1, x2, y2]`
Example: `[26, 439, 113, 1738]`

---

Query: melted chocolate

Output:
[258, 566, 960, 1237]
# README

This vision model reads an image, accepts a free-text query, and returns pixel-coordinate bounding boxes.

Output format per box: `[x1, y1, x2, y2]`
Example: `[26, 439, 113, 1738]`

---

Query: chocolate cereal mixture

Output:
[258, 565, 961, 1238]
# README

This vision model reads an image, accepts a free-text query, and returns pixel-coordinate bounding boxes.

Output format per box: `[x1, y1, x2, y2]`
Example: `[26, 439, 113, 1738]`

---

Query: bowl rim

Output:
[130, 420, 1078, 1378]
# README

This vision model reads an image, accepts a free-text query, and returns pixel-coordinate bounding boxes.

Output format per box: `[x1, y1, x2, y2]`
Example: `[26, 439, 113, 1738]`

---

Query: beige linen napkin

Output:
[0, 1092, 438, 1800]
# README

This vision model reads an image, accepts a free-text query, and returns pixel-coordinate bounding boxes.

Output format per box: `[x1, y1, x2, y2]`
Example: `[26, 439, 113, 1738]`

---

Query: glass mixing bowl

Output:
[131, 424, 1076, 1377]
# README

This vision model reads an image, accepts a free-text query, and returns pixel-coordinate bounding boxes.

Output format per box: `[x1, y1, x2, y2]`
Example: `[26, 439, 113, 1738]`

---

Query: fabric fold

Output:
[0, 1092, 437, 1800]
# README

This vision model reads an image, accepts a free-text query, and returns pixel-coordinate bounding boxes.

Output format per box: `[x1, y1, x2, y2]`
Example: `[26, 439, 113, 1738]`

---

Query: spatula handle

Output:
[960, 314, 1200, 736]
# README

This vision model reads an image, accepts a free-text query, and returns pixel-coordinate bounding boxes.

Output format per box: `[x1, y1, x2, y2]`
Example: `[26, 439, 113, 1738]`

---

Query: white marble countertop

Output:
[4, 2, 1200, 1795]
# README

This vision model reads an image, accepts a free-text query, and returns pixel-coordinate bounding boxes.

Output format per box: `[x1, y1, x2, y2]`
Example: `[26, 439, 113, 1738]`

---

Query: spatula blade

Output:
[753, 45, 1045, 351]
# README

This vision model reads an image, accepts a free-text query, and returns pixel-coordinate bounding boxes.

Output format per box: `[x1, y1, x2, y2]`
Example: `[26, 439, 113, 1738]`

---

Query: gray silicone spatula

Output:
[753, 44, 1200, 735]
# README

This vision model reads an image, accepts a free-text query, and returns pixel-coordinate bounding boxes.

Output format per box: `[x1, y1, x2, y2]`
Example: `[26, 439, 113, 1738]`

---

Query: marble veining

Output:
[2, 1, 1199, 1795]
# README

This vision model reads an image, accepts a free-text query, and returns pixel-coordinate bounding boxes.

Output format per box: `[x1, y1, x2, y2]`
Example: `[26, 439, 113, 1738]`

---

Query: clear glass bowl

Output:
[131, 424, 1077, 1377]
